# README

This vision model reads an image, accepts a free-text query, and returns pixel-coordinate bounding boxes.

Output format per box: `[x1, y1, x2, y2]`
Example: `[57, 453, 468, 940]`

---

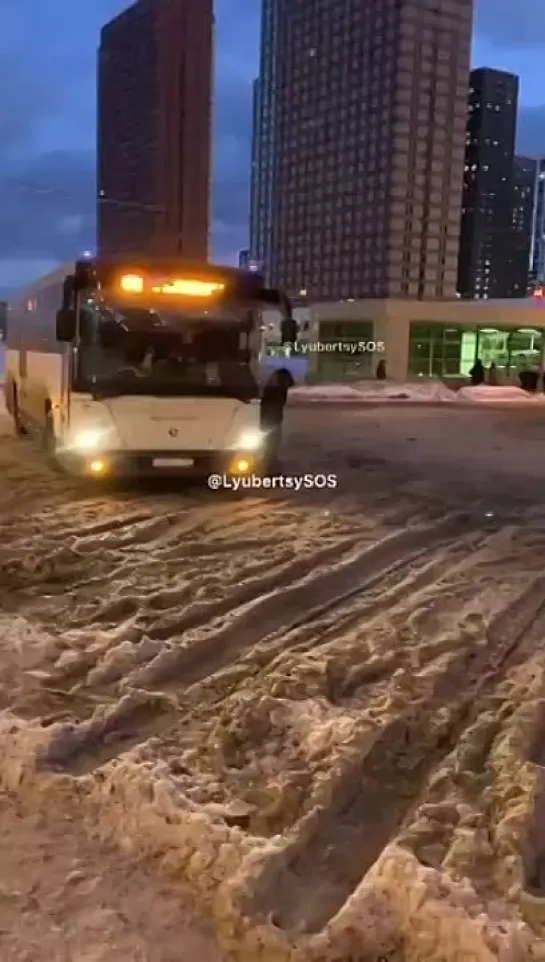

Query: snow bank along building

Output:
[293, 296, 545, 383]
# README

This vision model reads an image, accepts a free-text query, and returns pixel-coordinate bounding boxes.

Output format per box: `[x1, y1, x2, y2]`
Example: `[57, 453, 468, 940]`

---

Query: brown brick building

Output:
[97, 0, 213, 260]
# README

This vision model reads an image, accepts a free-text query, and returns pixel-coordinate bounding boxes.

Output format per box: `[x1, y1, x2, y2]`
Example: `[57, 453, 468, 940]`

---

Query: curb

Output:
[287, 397, 545, 410]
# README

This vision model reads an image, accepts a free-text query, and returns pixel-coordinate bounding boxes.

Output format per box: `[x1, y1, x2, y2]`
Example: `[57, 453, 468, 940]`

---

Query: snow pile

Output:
[289, 383, 370, 401]
[0, 709, 539, 962]
[4, 447, 545, 959]
[363, 844, 533, 961]
[290, 379, 545, 406]
[352, 380, 457, 402]
[290, 380, 457, 403]
[457, 385, 545, 404]
[1, 581, 544, 961]
[0, 710, 273, 910]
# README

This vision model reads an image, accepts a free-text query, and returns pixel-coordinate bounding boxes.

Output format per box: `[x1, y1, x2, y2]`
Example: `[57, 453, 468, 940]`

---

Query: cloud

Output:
[0, 0, 544, 294]
[0, 53, 66, 151]
[517, 106, 545, 157]
[0, 259, 59, 296]
[0, 0, 257, 281]
[0, 69, 255, 269]
[475, 0, 545, 48]
[0, 151, 95, 262]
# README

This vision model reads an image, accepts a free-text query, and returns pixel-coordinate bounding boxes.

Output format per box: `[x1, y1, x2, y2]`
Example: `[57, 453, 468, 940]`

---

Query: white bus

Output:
[3, 258, 306, 478]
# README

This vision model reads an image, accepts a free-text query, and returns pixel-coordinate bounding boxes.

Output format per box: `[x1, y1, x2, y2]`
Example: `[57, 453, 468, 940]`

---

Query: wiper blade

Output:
[91, 391, 130, 401]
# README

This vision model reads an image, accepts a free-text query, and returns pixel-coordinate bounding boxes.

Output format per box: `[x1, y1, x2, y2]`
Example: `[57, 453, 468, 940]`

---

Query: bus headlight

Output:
[232, 429, 265, 451]
[69, 429, 109, 452]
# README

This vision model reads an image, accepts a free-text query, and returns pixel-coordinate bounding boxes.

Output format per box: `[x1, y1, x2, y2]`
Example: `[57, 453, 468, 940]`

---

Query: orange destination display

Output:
[117, 273, 226, 298]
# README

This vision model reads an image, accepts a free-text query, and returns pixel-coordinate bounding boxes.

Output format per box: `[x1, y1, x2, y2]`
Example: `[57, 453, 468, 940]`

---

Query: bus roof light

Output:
[120, 274, 144, 293]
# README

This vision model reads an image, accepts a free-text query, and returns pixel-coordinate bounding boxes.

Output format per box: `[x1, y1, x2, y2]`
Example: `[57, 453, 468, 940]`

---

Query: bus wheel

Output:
[43, 412, 57, 455]
[42, 414, 64, 474]
[261, 377, 290, 471]
[263, 421, 282, 472]
[12, 390, 28, 437]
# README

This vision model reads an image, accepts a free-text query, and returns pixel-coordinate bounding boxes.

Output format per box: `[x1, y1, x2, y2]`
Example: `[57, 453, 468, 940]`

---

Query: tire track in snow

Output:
[0, 495, 345, 616]
[260, 574, 545, 933]
[1, 482, 382, 717]
[5, 502, 376, 723]
[35, 533, 366, 693]
[230, 525, 496, 680]
[131, 512, 476, 687]
[39, 513, 479, 775]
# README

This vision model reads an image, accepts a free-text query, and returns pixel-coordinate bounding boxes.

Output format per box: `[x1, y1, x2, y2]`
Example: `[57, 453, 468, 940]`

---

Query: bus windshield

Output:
[75, 303, 259, 401]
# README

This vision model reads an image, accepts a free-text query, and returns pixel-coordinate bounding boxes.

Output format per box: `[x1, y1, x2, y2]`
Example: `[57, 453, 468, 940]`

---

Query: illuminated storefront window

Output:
[408, 323, 544, 378]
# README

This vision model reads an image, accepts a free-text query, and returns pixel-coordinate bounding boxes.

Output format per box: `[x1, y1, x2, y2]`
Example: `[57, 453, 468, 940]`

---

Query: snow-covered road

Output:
[2, 403, 545, 959]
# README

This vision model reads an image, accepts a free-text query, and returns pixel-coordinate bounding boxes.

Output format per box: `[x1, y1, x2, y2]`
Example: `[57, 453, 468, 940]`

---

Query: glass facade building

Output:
[262, 319, 376, 381]
[313, 321, 376, 380]
[408, 323, 543, 378]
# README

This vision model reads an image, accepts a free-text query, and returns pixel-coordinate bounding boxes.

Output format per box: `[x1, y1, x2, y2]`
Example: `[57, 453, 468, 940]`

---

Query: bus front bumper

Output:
[57, 449, 265, 480]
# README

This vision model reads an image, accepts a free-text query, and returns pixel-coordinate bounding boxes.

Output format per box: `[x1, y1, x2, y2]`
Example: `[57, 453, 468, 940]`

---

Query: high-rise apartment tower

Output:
[531, 159, 545, 285]
[251, 0, 474, 300]
[457, 68, 527, 299]
[97, 0, 213, 259]
[511, 156, 537, 296]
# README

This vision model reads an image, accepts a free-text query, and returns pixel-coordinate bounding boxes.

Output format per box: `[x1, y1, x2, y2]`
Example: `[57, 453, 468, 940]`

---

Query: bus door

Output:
[57, 277, 76, 434]
[58, 338, 72, 435]
[243, 308, 262, 383]
[17, 299, 33, 413]
[19, 304, 29, 385]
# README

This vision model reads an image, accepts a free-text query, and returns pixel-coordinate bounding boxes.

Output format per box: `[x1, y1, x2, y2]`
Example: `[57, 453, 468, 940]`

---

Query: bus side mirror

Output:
[56, 307, 77, 342]
[280, 318, 298, 344]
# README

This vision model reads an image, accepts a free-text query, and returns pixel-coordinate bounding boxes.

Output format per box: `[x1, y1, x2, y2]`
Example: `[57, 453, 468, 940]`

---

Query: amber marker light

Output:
[88, 459, 107, 475]
[229, 457, 253, 475]
[119, 274, 144, 293]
